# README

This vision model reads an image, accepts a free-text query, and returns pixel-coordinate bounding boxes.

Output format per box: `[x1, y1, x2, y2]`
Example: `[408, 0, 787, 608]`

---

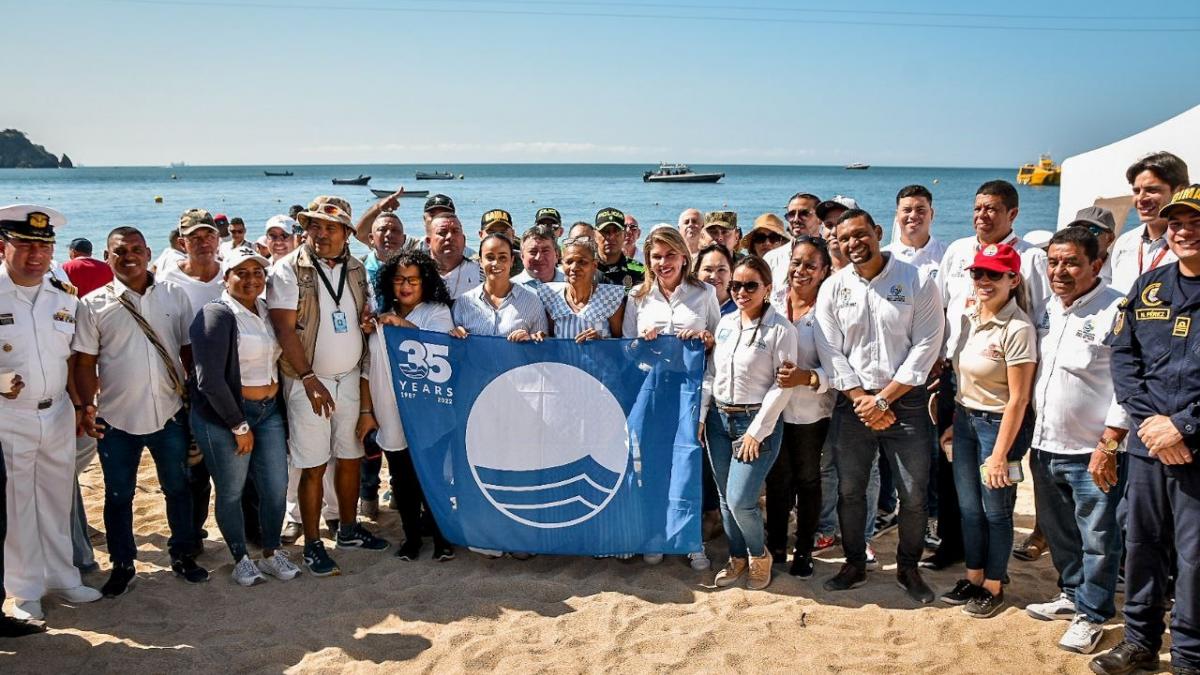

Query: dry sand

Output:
[0, 454, 1165, 673]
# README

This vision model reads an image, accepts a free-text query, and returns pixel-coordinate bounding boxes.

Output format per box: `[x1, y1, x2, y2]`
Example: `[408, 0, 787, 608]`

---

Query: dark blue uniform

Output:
[1108, 263, 1200, 669]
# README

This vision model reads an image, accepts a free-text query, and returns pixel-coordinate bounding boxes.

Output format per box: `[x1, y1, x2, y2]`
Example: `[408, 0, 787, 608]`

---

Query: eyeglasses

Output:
[969, 269, 1013, 281]
[729, 281, 761, 293]
[267, 232, 290, 241]
[394, 275, 423, 287]
[786, 209, 813, 220]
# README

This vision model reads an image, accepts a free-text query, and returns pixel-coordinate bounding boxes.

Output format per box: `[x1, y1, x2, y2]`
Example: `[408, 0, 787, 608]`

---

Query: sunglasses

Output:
[266, 232, 290, 241]
[395, 275, 423, 287]
[729, 280, 762, 294]
[786, 209, 813, 220]
[751, 232, 786, 245]
[969, 269, 1014, 281]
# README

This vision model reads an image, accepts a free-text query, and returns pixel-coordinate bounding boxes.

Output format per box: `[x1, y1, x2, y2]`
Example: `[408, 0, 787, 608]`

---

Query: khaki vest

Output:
[279, 245, 370, 379]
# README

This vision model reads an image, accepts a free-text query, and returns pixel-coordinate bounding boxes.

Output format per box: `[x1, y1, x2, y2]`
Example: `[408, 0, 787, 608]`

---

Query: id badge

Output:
[332, 310, 349, 334]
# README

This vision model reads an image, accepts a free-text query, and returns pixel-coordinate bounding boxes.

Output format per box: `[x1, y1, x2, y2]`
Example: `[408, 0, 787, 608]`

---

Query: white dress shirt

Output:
[624, 279, 721, 338]
[885, 235, 946, 283]
[512, 268, 565, 286]
[441, 259, 484, 299]
[938, 231, 1050, 353]
[1108, 223, 1177, 295]
[366, 302, 453, 452]
[1031, 282, 1130, 455]
[220, 291, 281, 387]
[0, 267, 77, 403]
[72, 277, 192, 434]
[815, 254, 945, 392]
[453, 282, 548, 337]
[781, 307, 834, 425]
[702, 305, 798, 441]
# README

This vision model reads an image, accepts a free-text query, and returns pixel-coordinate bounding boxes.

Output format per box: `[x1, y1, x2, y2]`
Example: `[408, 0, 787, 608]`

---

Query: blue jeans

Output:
[818, 437, 880, 542]
[191, 398, 288, 561]
[832, 389, 932, 569]
[96, 412, 195, 564]
[1030, 448, 1126, 623]
[705, 407, 783, 558]
[951, 405, 1032, 581]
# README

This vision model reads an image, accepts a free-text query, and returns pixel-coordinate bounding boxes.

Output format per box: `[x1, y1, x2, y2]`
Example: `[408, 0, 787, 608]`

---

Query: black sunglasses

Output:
[751, 232, 785, 245]
[969, 269, 1013, 281]
[786, 209, 813, 220]
[729, 280, 762, 293]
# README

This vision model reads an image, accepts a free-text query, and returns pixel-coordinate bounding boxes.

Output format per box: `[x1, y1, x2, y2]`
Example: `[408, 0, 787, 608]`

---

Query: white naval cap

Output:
[0, 203, 66, 243]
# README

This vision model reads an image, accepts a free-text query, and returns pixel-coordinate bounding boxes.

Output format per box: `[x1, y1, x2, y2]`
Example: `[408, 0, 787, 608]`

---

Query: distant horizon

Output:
[7, 160, 1028, 172]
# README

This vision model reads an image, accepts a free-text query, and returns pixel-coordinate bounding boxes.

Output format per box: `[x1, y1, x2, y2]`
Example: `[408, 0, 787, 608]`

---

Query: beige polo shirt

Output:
[952, 297, 1037, 413]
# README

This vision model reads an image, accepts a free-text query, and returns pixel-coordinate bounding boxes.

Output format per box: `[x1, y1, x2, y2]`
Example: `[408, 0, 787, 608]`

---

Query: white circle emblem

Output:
[465, 363, 629, 528]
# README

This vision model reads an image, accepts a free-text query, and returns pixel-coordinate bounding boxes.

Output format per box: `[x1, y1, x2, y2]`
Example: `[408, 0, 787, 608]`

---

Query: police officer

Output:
[0, 204, 102, 621]
[1094, 184, 1200, 675]
[593, 207, 645, 290]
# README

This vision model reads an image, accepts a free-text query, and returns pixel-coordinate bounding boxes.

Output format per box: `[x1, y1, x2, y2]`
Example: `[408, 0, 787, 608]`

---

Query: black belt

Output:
[716, 402, 762, 414]
[37, 398, 53, 410]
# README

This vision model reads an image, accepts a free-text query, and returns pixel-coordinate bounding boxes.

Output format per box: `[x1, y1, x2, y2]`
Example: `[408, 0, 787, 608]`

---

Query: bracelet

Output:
[300, 371, 316, 381]
[359, 409, 374, 416]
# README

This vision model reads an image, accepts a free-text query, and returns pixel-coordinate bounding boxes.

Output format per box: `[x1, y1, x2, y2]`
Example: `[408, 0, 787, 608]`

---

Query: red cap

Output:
[968, 243, 1021, 275]
[213, 213, 229, 224]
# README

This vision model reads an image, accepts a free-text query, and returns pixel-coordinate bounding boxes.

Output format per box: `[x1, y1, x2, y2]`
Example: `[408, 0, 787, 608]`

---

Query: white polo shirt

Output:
[1108, 223, 1177, 295]
[938, 231, 1050, 353]
[1031, 282, 1130, 455]
[623, 279, 721, 338]
[366, 302, 453, 452]
[701, 305, 798, 442]
[72, 278, 192, 435]
[155, 260, 224, 318]
[267, 259, 363, 377]
[441, 258, 483, 299]
[781, 308, 834, 425]
[815, 254, 945, 392]
[885, 235, 946, 283]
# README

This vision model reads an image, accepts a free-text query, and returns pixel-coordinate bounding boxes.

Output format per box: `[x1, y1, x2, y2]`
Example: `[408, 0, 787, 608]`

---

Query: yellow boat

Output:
[1017, 153, 1062, 186]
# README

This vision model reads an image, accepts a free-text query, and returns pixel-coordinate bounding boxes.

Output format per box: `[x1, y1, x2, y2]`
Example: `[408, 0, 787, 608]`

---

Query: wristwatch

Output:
[232, 422, 251, 436]
[807, 371, 820, 389]
[1097, 437, 1120, 455]
[874, 395, 890, 412]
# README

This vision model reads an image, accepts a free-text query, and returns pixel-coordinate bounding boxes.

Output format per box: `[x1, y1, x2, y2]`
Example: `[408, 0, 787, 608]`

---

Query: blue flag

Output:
[383, 327, 705, 556]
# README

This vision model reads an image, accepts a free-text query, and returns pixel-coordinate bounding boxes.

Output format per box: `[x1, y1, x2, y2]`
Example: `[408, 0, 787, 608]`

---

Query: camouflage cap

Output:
[704, 210, 738, 230]
[179, 208, 218, 236]
[298, 195, 353, 229]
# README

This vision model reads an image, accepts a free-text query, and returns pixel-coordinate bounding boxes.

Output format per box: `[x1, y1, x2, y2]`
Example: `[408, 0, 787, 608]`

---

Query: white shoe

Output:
[233, 555, 267, 587]
[468, 547, 504, 559]
[689, 548, 711, 571]
[257, 550, 301, 581]
[643, 554, 664, 565]
[52, 585, 102, 603]
[1026, 592, 1076, 621]
[12, 600, 44, 621]
[1058, 614, 1104, 654]
[865, 545, 880, 571]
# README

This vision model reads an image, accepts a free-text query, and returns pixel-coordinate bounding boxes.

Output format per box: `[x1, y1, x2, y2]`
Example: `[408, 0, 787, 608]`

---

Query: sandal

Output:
[1012, 532, 1046, 561]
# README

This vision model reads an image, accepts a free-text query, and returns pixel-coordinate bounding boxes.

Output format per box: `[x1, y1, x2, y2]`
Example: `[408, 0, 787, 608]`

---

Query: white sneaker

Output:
[643, 554, 664, 565]
[257, 550, 301, 581]
[689, 548, 711, 571]
[469, 547, 504, 559]
[1026, 592, 1076, 621]
[233, 555, 267, 587]
[865, 545, 880, 571]
[52, 585, 102, 603]
[1059, 614, 1104, 654]
[12, 600, 44, 621]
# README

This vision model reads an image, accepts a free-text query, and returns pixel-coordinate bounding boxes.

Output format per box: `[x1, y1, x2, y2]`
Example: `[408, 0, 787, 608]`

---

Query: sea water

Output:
[0, 163, 1077, 256]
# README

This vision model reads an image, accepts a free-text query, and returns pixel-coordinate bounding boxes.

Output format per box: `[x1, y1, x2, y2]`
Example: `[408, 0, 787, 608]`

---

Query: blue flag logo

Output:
[383, 327, 705, 556]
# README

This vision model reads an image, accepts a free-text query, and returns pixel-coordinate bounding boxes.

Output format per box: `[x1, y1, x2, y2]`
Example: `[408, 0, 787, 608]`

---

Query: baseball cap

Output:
[1066, 206, 1116, 234]
[1022, 230, 1054, 249]
[595, 207, 625, 230]
[480, 209, 514, 232]
[69, 237, 93, 255]
[264, 214, 297, 236]
[1160, 184, 1200, 219]
[535, 207, 562, 225]
[816, 195, 860, 221]
[704, 211, 738, 230]
[969, 243, 1021, 275]
[179, 208, 218, 236]
[424, 193, 456, 214]
[221, 245, 270, 275]
[213, 213, 229, 225]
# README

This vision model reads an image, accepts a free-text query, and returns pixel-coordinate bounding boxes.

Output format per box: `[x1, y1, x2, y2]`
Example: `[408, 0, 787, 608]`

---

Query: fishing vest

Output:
[279, 244, 370, 379]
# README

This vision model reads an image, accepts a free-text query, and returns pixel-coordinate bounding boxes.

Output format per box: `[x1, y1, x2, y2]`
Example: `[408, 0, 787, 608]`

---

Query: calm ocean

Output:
[0, 164, 1072, 256]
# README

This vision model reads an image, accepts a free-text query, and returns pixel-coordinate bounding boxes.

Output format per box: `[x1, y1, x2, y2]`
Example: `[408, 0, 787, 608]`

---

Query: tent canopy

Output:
[1057, 104, 1200, 233]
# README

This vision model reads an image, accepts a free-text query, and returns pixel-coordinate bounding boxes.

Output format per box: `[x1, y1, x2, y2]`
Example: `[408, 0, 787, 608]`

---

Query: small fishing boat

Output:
[264, 170, 293, 176]
[845, 162, 870, 170]
[642, 163, 724, 183]
[415, 171, 458, 180]
[370, 188, 430, 198]
[1016, 154, 1062, 186]
[332, 174, 371, 186]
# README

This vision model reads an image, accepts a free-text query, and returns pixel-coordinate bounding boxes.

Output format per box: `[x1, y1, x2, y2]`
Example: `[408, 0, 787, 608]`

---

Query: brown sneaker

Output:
[747, 551, 774, 590]
[714, 557, 748, 587]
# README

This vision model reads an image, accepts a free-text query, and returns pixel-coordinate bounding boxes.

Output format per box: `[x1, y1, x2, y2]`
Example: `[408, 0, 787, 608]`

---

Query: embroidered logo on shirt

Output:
[1141, 282, 1164, 307]
[1075, 319, 1096, 342]
[886, 284, 907, 303]
[980, 342, 1004, 360]
[835, 287, 857, 309]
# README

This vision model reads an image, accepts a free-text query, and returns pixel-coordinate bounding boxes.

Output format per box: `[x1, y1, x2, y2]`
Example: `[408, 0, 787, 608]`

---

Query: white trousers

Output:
[1, 397, 82, 601]
[284, 459, 339, 523]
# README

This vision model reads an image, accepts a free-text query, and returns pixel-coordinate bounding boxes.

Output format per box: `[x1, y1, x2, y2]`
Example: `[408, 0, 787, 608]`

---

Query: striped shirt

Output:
[537, 282, 627, 339]
[453, 282, 549, 337]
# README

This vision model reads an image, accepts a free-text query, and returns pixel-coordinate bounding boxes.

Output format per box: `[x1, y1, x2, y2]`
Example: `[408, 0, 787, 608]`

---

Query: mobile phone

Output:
[363, 429, 383, 461]
[980, 461, 1024, 484]
[732, 434, 744, 461]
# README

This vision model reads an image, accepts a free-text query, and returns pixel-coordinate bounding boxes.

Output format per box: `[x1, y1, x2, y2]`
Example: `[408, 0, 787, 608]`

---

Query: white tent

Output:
[1057, 104, 1200, 232]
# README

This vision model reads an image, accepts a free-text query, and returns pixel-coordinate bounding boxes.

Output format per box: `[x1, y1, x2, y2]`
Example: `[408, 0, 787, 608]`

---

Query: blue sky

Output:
[3, 0, 1197, 167]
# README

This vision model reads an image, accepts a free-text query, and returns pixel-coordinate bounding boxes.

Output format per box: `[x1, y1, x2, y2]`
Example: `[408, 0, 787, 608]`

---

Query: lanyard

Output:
[312, 255, 348, 308]
[1137, 237, 1169, 275]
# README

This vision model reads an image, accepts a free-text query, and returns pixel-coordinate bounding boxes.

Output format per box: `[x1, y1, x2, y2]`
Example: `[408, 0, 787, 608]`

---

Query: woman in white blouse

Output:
[624, 227, 720, 347]
[359, 250, 458, 563]
[536, 236, 626, 341]
[702, 256, 798, 591]
[452, 233, 548, 342]
[767, 236, 835, 579]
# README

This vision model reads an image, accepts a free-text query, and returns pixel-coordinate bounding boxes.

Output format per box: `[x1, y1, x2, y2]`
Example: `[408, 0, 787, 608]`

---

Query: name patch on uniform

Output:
[1174, 317, 1191, 337]
[0, 313, 13, 325]
[1135, 308, 1171, 321]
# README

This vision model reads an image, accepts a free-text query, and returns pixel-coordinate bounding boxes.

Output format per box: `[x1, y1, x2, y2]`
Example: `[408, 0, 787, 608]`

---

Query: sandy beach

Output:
[0, 452, 1150, 674]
